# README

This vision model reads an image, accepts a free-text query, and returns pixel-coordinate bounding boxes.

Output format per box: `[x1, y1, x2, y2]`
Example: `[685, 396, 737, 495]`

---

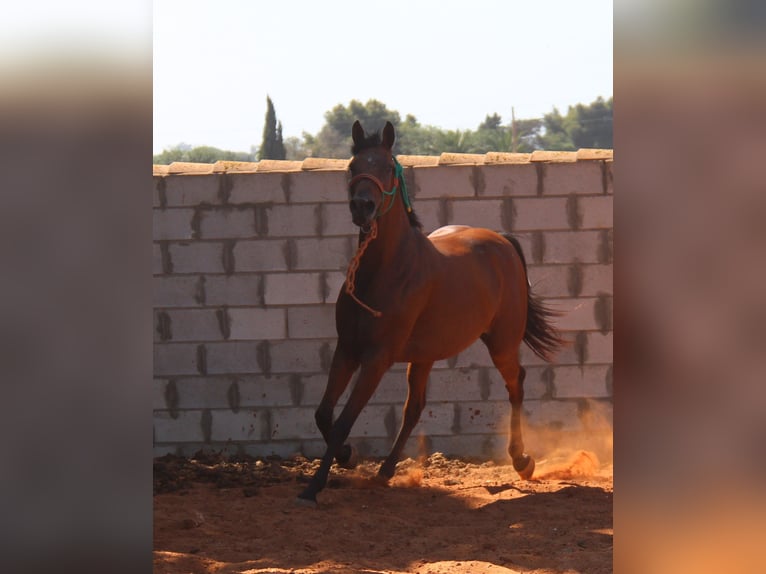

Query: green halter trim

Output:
[394, 157, 413, 214]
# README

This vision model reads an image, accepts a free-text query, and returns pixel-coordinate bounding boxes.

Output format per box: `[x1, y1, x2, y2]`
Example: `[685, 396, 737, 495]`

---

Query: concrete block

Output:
[164, 174, 220, 206]
[449, 199, 503, 229]
[298, 373, 335, 406]
[553, 365, 610, 398]
[542, 231, 602, 263]
[263, 272, 323, 305]
[519, 336, 581, 367]
[413, 165, 477, 199]
[321, 202, 357, 236]
[211, 408, 269, 442]
[154, 410, 204, 443]
[324, 272, 347, 304]
[527, 265, 570, 298]
[287, 305, 336, 339]
[270, 407, 322, 440]
[293, 237, 351, 271]
[228, 307, 287, 340]
[199, 207, 256, 239]
[478, 163, 538, 197]
[523, 399, 581, 431]
[157, 309, 222, 342]
[368, 371, 408, 405]
[427, 368, 483, 402]
[204, 274, 261, 305]
[153, 243, 165, 275]
[413, 199, 443, 233]
[168, 242, 224, 274]
[167, 377, 232, 410]
[205, 341, 266, 375]
[153, 276, 203, 307]
[579, 196, 613, 229]
[454, 340, 494, 368]
[581, 264, 613, 296]
[154, 343, 200, 376]
[457, 400, 510, 435]
[288, 170, 349, 203]
[233, 239, 288, 272]
[153, 208, 194, 240]
[264, 204, 318, 237]
[237, 374, 299, 407]
[605, 161, 613, 195]
[153, 379, 168, 410]
[550, 298, 600, 332]
[269, 340, 328, 373]
[229, 172, 287, 204]
[543, 162, 603, 196]
[485, 366, 549, 401]
[585, 331, 613, 364]
[510, 197, 569, 231]
[412, 402, 457, 436]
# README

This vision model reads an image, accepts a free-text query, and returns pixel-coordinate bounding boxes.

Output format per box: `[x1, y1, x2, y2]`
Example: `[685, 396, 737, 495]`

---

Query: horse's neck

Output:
[358, 211, 415, 272]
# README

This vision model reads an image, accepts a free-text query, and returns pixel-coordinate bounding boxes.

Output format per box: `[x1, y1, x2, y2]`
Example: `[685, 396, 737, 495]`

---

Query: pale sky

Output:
[153, 0, 612, 153]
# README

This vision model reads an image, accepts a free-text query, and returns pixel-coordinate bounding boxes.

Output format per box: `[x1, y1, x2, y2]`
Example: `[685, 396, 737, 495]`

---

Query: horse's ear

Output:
[382, 121, 395, 150]
[352, 120, 365, 146]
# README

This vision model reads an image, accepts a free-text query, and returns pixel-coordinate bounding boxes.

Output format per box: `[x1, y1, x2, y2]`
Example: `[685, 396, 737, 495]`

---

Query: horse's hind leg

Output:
[378, 361, 433, 480]
[483, 336, 535, 479]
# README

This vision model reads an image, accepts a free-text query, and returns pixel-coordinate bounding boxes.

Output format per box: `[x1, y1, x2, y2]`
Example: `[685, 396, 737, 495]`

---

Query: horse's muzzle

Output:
[349, 197, 376, 227]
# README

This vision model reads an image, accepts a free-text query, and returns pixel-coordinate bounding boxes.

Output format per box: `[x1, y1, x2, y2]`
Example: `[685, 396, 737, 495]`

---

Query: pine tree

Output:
[258, 96, 286, 160]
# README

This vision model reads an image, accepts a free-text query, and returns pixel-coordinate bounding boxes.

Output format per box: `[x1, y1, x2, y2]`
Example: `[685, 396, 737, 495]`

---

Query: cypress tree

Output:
[258, 96, 286, 160]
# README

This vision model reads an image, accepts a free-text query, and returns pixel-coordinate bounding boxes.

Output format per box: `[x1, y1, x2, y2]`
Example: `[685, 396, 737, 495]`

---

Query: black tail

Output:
[503, 234, 566, 362]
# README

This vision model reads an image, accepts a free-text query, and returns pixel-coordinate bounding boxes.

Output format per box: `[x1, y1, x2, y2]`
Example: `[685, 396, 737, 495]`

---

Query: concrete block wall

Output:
[153, 149, 613, 461]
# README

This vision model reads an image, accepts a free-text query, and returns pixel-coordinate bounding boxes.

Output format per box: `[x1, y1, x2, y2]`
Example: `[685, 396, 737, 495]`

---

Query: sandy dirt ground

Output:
[154, 449, 612, 574]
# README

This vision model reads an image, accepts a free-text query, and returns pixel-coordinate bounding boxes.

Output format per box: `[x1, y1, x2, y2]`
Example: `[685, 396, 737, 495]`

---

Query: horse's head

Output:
[348, 120, 398, 228]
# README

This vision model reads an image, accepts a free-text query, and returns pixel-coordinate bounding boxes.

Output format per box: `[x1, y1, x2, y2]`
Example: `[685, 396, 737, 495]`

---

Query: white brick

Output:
[368, 371, 408, 405]
[229, 172, 287, 204]
[347, 404, 396, 439]
[164, 174, 220, 206]
[200, 208, 256, 239]
[527, 265, 570, 298]
[205, 275, 261, 305]
[519, 337, 580, 367]
[153, 208, 194, 240]
[154, 410, 204, 443]
[458, 401, 510, 435]
[427, 368, 483, 402]
[479, 163, 538, 197]
[170, 377, 232, 409]
[543, 162, 603, 196]
[153, 378, 168, 410]
[321, 203, 357, 236]
[324, 272, 347, 304]
[581, 264, 613, 295]
[511, 197, 569, 231]
[454, 340, 494, 368]
[238, 375, 298, 407]
[211, 408, 269, 442]
[413, 165, 477, 199]
[228, 308, 286, 340]
[486, 367, 549, 400]
[265, 204, 317, 237]
[288, 171, 349, 203]
[294, 237, 350, 271]
[154, 343, 199, 376]
[264, 272, 323, 305]
[287, 305, 336, 339]
[205, 341, 266, 374]
[153, 276, 202, 307]
[169, 242, 224, 273]
[586, 331, 613, 364]
[579, 196, 613, 229]
[159, 309, 222, 341]
[449, 199, 503, 229]
[233, 240, 288, 272]
[412, 199, 442, 233]
[553, 365, 610, 398]
[550, 298, 601, 332]
[412, 402, 458, 435]
[153, 243, 164, 275]
[269, 340, 328, 373]
[523, 399, 581, 431]
[270, 407, 321, 440]
[543, 231, 602, 263]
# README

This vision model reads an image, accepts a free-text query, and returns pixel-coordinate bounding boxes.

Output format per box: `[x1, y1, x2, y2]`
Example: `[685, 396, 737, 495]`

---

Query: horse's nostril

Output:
[350, 198, 375, 218]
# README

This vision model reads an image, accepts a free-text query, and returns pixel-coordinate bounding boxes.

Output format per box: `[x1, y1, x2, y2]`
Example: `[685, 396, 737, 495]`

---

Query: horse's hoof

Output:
[336, 444, 358, 469]
[295, 494, 318, 509]
[515, 455, 535, 480]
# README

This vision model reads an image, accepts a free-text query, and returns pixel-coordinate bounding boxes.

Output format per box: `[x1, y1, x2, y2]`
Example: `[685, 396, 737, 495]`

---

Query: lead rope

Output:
[345, 220, 383, 317]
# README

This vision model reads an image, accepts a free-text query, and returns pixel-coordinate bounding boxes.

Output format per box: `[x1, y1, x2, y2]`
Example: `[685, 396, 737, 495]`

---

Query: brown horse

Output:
[297, 120, 563, 505]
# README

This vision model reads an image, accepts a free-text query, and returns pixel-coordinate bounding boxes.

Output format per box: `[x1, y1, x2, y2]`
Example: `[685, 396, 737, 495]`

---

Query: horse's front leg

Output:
[314, 345, 359, 466]
[298, 356, 391, 506]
